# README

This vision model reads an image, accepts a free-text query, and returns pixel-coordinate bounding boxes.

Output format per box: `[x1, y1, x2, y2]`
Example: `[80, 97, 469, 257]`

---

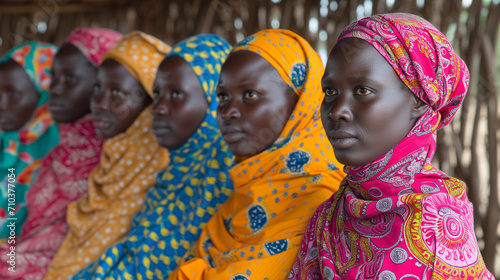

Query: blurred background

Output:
[1, 0, 499, 277]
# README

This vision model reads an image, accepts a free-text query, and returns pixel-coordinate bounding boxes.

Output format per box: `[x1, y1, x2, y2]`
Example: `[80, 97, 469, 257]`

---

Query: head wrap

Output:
[72, 34, 233, 280]
[102, 31, 171, 97]
[64, 27, 123, 66]
[291, 13, 494, 280]
[338, 12, 469, 130]
[0, 41, 60, 239]
[170, 29, 345, 280]
[44, 31, 170, 280]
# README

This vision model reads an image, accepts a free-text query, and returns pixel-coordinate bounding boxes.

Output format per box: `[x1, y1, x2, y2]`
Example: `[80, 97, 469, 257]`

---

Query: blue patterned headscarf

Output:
[73, 34, 233, 280]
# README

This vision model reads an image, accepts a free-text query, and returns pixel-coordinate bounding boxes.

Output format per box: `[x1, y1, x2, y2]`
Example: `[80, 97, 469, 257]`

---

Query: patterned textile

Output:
[101, 31, 172, 97]
[44, 32, 170, 280]
[64, 27, 123, 66]
[0, 115, 102, 280]
[291, 13, 494, 280]
[73, 34, 233, 280]
[0, 29, 121, 279]
[170, 29, 345, 280]
[0, 42, 59, 239]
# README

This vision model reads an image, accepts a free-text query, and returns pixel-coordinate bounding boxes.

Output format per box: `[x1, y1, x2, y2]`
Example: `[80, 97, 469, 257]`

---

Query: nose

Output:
[93, 91, 111, 111]
[0, 93, 7, 110]
[326, 94, 353, 122]
[49, 77, 63, 96]
[152, 93, 169, 116]
[219, 100, 241, 120]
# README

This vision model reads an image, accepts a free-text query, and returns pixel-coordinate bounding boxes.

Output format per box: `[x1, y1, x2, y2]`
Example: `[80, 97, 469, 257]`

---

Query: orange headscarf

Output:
[171, 29, 345, 280]
[45, 32, 170, 280]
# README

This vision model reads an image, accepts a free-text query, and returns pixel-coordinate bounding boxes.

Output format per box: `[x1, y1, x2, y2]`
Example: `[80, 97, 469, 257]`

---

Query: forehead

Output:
[324, 38, 396, 81]
[219, 51, 281, 84]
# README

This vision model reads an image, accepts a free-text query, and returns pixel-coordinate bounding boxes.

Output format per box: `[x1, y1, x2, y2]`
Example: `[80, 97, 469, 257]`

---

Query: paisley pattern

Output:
[170, 29, 345, 280]
[291, 13, 494, 280]
[0, 42, 60, 239]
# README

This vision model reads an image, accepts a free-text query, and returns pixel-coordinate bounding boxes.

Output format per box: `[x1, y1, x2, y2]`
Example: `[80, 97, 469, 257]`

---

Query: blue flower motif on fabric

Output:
[284, 150, 311, 174]
[247, 204, 268, 232]
[235, 35, 257, 48]
[327, 162, 339, 171]
[264, 239, 288, 255]
[290, 62, 307, 88]
[231, 275, 251, 280]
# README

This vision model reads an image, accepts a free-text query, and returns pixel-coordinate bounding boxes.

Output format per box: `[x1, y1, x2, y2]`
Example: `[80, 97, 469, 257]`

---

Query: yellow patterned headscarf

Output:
[44, 32, 170, 280]
[170, 29, 346, 280]
[101, 31, 172, 97]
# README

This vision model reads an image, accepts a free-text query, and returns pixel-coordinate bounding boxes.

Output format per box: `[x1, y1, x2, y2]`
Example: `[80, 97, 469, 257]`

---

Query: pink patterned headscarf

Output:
[291, 13, 494, 280]
[64, 27, 123, 66]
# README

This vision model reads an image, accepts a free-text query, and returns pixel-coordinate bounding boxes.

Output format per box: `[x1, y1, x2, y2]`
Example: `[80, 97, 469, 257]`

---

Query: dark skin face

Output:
[321, 38, 429, 166]
[49, 44, 97, 123]
[217, 51, 298, 158]
[91, 59, 152, 139]
[152, 55, 209, 150]
[0, 60, 39, 131]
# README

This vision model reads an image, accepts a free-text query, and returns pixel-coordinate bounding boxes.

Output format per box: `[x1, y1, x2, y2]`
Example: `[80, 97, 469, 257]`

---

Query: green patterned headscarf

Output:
[0, 41, 60, 238]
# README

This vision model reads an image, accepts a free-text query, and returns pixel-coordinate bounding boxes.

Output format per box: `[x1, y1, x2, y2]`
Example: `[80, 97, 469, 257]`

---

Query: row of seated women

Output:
[0, 12, 494, 279]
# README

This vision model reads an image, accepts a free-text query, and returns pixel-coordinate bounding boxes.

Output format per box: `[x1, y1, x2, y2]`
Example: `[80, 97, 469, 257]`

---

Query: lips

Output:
[47, 101, 65, 112]
[152, 124, 171, 136]
[325, 130, 357, 149]
[92, 116, 113, 130]
[220, 126, 245, 144]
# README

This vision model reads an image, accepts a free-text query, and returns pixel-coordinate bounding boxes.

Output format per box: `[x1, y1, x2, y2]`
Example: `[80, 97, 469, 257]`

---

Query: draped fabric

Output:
[44, 32, 170, 280]
[291, 13, 494, 280]
[0, 115, 102, 280]
[170, 29, 345, 280]
[64, 27, 123, 66]
[0, 29, 122, 280]
[73, 34, 233, 280]
[0, 42, 59, 239]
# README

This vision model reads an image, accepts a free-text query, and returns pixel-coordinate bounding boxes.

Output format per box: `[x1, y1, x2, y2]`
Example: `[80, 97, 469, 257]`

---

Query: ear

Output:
[411, 95, 429, 119]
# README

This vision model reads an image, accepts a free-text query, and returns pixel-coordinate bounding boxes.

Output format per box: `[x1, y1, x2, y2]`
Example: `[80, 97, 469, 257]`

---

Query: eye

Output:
[64, 74, 76, 83]
[323, 87, 337, 96]
[111, 88, 124, 99]
[171, 90, 183, 100]
[354, 87, 374, 96]
[217, 92, 229, 102]
[243, 91, 258, 100]
[92, 84, 101, 96]
[152, 87, 160, 98]
[6, 90, 17, 98]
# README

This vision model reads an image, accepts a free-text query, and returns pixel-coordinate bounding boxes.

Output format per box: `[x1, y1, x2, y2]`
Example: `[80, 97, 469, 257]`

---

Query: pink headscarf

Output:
[291, 13, 494, 280]
[65, 27, 123, 66]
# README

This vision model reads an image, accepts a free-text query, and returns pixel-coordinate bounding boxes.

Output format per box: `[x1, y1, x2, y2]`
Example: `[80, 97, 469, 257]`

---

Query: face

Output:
[0, 60, 40, 131]
[91, 59, 152, 139]
[152, 55, 208, 149]
[321, 38, 427, 166]
[49, 44, 97, 123]
[217, 51, 298, 158]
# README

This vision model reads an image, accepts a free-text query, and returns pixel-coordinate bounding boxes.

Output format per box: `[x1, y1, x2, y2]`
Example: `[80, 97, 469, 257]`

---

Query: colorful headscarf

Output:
[170, 29, 345, 280]
[44, 32, 170, 280]
[64, 27, 123, 66]
[101, 31, 172, 97]
[291, 13, 494, 280]
[73, 34, 233, 280]
[0, 42, 59, 239]
[0, 30, 122, 279]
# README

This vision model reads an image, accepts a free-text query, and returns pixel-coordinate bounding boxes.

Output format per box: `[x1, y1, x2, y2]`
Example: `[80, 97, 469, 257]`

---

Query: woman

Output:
[44, 31, 170, 280]
[170, 29, 345, 280]
[291, 13, 494, 279]
[0, 42, 59, 239]
[73, 34, 233, 280]
[0, 28, 122, 280]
